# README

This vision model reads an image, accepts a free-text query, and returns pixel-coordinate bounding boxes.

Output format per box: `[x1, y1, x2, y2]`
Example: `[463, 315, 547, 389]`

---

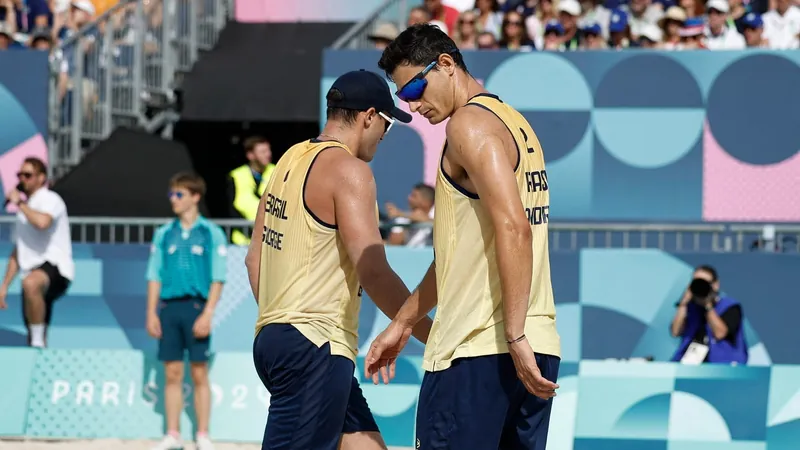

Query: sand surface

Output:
[0, 440, 410, 450]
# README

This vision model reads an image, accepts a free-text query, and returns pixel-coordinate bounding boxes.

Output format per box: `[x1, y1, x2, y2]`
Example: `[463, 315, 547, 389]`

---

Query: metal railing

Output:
[0, 216, 797, 253]
[48, 0, 232, 178]
[331, 0, 415, 50]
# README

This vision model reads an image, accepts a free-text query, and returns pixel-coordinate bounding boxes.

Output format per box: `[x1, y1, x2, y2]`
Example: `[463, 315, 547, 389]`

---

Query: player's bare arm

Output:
[245, 193, 268, 301]
[333, 154, 432, 345]
[365, 260, 438, 384]
[447, 107, 558, 399]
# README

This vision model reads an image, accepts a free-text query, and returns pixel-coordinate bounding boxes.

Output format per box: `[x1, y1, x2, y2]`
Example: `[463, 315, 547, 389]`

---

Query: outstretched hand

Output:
[364, 321, 413, 385]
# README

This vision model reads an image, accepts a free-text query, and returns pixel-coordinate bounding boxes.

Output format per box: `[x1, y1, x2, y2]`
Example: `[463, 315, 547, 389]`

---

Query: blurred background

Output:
[0, 0, 799, 449]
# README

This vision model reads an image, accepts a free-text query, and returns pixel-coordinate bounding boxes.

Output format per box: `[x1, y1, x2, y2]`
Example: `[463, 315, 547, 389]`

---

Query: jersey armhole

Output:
[302, 146, 341, 230]
[465, 102, 521, 172]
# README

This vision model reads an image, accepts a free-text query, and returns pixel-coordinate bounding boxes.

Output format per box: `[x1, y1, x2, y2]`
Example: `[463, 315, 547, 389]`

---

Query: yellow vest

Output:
[254, 139, 362, 362]
[425, 94, 560, 372]
[230, 163, 276, 245]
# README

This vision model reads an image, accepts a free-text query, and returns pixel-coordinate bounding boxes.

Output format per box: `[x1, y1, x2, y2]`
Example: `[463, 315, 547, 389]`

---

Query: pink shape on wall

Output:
[1, 133, 48, 214]
[396, 79, 484, 187]
[235, 0, 383, 23]
[703, 120, 800, 222]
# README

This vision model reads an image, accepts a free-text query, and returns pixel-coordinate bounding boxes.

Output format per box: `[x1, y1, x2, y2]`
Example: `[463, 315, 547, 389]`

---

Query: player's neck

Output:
[453, 74, 488, 113]
[178, 209, 200, 229]
[318, 124, 359, 156]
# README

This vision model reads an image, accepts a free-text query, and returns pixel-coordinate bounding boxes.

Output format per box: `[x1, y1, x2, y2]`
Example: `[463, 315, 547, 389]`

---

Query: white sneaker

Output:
[195, 435, 215, 450]
[151, 434, 183, 450]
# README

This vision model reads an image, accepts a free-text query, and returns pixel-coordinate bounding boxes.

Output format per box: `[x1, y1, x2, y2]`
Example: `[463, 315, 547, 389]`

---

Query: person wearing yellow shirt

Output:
[228, 136, 276, 245]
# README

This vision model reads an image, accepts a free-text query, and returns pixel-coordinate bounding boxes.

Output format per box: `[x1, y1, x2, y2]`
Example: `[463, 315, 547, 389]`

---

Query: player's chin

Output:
[427, 114, 446, 125]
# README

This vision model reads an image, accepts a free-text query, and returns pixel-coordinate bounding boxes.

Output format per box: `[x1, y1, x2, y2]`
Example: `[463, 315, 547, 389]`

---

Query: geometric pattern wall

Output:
[1, 245, 799, 448]
[323, 50, 800, 222]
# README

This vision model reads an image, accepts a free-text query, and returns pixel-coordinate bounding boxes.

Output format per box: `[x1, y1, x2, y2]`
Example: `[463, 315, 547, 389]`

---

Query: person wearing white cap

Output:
[367, 21, 400, 50]
[659, 6, 686, 49]
[557, 0, 582, 50]
[705, 0, 745, 49]
[623, 0, 664, 41]
[637, 22, 663, 47]
[579, 0, 612, 39]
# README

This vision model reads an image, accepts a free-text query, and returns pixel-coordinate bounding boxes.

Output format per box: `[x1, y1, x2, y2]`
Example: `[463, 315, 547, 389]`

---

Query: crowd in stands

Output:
[369, 0, 800, 50]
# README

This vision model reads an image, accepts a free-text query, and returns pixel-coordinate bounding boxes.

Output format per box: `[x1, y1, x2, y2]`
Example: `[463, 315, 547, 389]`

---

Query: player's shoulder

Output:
[315, 147, 374, 190]
[152, 221, 175, 243]
[447, 101, 504, 142]
[197, 217, 226, 237]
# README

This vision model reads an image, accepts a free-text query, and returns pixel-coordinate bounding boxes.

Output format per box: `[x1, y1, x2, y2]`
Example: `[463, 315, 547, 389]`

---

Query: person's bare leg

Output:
[190, 362, 211, 435]
[22, 270, 49, 347]
[339, 431, 388, 450]
[164, 361, 184, 434]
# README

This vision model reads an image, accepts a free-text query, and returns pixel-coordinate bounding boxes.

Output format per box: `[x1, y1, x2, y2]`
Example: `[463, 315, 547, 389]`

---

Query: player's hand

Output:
[365, 320, 413, 385]
[146, 313, 162, 339]
[5, 188, 21, 206]
[384, 202, 401, 219]
[0, 285, 7, 310]
[193, 312, 212, 338]
[508, 337, 559, 400]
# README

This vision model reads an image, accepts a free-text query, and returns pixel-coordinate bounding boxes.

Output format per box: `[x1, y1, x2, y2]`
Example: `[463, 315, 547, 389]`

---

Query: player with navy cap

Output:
[245, 70, 430, 450]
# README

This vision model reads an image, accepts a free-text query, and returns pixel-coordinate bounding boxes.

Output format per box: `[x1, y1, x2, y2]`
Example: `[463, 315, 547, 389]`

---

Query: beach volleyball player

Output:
[244, 70, 432, 450]
[365, 24, 562, 449]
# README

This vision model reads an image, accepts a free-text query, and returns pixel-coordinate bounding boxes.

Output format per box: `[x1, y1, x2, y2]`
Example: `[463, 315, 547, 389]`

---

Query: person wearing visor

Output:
[367, 24, 561, 450]
[245, 69, 432, 450]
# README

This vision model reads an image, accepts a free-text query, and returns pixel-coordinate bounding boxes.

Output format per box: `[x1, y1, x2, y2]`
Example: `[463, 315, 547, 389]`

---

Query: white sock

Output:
[30, 324, 46, 348]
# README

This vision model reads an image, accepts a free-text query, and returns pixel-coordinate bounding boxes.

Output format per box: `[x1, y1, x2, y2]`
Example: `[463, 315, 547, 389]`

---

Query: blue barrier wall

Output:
[322, 50, 800, 223]
[0, 245, 798, 447]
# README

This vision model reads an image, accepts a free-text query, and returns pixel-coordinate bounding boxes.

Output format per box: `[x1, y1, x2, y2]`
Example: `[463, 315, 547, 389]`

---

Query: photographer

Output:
[670, 265, 747, 365]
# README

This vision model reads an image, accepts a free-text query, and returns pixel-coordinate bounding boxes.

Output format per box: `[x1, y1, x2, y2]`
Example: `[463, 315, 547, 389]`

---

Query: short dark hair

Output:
[378, 24, 468, 80]
[695, 265, 718, 282]
[243, 136, 269, 153]
[23, 157, 47, 178]
[170, 172, 206, 197]
[325, 88, 361, 125]
[413, 182, 435, 203]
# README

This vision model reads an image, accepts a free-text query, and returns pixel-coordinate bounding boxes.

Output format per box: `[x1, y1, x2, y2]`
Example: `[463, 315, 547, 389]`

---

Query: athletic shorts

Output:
[252, 323, 379, 450]
[157, 296, 210, 362]
[416, 352, 560, 450]
[22, 261, 70, 328]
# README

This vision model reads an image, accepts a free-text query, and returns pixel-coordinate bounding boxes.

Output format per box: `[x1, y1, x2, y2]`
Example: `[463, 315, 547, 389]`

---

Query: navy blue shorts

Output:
[252, 323, 379, 450]
[416, 352, 560, 450]
[157, 297, 210, 362]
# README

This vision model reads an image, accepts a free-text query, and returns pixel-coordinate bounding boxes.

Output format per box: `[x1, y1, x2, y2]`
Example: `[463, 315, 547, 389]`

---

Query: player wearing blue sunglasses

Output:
[369, 23, 562, 450]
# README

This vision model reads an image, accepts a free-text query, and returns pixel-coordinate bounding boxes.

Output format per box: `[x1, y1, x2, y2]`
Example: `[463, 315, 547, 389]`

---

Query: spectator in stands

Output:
[557, 0, 582, 49]
[29, 27, 54, 49]
[680, 16, 707, 48]
[670, 265, 748, 365]
[742, 13, 769, 47]
[407, 5, 432, 27]
[146, 172, 227, 450]
[58, 0, 95, 40]
[0, 0, 16, 36]
[454, 9, 479, 48]
[638, 22, 664, 46]
[580, 0, 613, 40]
[705, 0, 746, 49]
[476, 30, 500, 48]
[499, 10, 536, 50]
[659, 6, 686, 49]
[0, 157, 73, 349]
[475, 0, 503, 38]
[761, 0, 800, 49]
[680, 0, 705, 18]
[0, 0, 51, 35]
[580, 22, 608, 48]
[727, 0, 750, 33]
[425, 0, 460, 35]
[623, 0, 664, 42]
[525, 0, 557, 49]
[608, 9, 632, 48]
[368, 22, 400, 50]
[385, 183, 435, 247]
[542, 19, 565, 50]
[228, 136, 276, 246]
[0, 22, 13, 49]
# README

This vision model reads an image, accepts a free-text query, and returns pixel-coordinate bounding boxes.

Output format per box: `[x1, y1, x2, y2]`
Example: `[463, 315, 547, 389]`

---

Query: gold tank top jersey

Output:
[254, 139, 362, 362]
[425, 94, 561, 372]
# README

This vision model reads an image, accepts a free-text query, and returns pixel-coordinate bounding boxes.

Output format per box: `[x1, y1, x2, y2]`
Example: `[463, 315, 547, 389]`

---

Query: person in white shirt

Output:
[705, 0, 746, 49]
[762, 0, 800, 49]
[0, 157, 74, 348]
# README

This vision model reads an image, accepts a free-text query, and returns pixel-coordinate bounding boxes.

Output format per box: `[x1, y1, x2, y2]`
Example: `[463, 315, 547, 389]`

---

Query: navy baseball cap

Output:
[742, 12, 763, 29]
[327, 70, 412, 123]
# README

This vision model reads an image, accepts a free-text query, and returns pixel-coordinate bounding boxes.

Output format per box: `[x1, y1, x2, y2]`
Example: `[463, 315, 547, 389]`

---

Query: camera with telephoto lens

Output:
[688, 278, 713, 307]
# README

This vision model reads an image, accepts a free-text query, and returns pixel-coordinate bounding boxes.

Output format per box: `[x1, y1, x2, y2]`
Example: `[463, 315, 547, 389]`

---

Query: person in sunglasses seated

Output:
[366, 24, 561, 450]
[245, 70, 431, 450]
[0, 157, 73, 349]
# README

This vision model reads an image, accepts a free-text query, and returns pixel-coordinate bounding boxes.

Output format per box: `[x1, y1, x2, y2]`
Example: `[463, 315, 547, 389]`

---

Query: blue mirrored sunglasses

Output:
[395, 61, 437, 102]
[168, 190, 184, 199]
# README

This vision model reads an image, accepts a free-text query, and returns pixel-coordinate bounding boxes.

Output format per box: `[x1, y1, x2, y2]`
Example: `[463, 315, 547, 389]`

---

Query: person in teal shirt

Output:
[145, 172, 227, 450]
